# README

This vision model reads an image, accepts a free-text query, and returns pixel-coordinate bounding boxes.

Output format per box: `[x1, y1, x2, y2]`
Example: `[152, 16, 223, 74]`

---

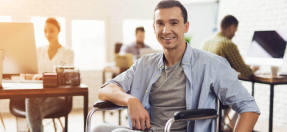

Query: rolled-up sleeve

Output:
[213, 58, 260, 115]
[101, 58, 140, 93]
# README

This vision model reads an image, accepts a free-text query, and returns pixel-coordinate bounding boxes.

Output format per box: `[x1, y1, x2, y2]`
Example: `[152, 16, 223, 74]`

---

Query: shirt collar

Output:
[157, 42, 193, 69]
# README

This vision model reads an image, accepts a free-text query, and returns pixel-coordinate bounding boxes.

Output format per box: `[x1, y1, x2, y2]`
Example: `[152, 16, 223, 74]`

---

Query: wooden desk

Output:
[0, 83, 88, 132]
[238, 75, 287, 132]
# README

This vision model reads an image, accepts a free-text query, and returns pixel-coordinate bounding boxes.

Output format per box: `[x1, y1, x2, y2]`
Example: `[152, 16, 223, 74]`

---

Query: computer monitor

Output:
[246, 29, 287, 66]
[0, 22, 38, 76]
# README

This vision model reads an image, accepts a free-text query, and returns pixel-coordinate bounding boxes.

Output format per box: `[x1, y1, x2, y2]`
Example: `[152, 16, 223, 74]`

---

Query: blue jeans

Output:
[25, 97, 66, 132]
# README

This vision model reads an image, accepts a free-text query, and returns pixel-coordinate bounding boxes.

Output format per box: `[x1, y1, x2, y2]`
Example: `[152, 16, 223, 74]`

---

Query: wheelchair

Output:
[85, 101, 222, 132]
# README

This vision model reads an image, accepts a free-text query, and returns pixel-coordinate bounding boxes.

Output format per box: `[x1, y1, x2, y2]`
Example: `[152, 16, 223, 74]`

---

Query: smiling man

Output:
[93, 0, 260, 132]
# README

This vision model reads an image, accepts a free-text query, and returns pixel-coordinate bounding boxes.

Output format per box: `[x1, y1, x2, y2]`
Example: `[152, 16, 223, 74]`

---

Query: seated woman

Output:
[25, 18, 74, 132]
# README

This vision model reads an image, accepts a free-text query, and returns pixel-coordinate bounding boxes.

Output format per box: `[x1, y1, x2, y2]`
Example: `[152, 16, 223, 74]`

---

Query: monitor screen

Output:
[248, 30, 287, 59]
[0, 22, 38, 75]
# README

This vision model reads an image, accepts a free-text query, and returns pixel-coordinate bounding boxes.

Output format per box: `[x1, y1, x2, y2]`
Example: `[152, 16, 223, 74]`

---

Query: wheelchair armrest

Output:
[93, 101, 127, 111]
[174, 109, 218, 121]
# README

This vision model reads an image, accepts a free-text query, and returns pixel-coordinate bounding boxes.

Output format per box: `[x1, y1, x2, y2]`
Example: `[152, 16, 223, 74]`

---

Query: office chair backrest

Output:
[115, 43, 123, 54]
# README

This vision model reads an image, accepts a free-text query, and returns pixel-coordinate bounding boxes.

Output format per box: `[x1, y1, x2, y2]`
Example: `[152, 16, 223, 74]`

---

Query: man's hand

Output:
[249, 65, 260, 72]
[127, 97, 151, 131]
[98, 84, 152, 131]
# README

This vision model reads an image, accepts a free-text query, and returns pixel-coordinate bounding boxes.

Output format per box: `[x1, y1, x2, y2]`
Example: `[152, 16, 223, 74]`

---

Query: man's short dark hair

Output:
[135, 26, 145, 35]
[220, 15, 238, 30]
[154, 0, 188, 24]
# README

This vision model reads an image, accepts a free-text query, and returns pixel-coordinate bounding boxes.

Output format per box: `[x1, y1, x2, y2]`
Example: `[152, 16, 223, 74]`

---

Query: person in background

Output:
[25, 18, 74, 132]
[119, 26, 151, 59]
[202, 15, 259, 131]
[202, 15, 259, 77]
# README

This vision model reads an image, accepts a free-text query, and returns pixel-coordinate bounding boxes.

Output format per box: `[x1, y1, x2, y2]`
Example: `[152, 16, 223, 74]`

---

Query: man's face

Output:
[153, 7, 189, 49]
[135, 31, 145, 44]
[228, 24, 238, 39]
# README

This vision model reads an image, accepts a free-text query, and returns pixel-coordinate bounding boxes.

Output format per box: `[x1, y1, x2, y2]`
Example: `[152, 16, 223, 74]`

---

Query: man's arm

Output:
[224, 43, 253, 77]
[234, 112, 259, 132]
[99, 83, 151, 131]
[213, 57, 260, 131]
[99, 83, 136, 106]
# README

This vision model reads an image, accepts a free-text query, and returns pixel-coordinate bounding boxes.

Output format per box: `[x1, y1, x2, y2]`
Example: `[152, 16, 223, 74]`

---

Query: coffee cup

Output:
[271, 66, 279, 76]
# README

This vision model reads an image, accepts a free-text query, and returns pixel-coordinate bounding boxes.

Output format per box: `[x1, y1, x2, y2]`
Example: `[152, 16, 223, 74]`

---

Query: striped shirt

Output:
[202, 32, 254, 77]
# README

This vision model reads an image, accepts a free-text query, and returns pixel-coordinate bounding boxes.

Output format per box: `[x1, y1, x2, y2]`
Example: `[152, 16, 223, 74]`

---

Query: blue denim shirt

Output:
[103, 43, 260, 132]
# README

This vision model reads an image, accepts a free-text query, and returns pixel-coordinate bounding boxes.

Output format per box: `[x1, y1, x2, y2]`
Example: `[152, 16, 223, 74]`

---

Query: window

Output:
[72, 20, 105, 70]
[122, 19, 161, 50]
[31, 17, 66, 47]
[0, 16, 11, 22]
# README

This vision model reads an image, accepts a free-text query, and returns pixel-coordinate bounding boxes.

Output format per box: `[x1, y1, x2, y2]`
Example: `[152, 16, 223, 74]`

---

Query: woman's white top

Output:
[37, 46, 74, 74]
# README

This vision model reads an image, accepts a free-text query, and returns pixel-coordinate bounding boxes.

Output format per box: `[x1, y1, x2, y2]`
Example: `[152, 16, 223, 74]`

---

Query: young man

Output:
[94, 1, 260, 132]
[202, 15, 259, 77]
[120, 26, 151, 59]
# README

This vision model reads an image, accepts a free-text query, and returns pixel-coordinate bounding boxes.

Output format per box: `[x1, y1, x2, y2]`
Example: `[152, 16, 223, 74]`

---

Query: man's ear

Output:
[184, 21, 190, 33]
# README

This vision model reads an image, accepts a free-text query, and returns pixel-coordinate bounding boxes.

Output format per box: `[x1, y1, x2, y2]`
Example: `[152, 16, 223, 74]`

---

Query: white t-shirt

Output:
[37, 46, 74, 74]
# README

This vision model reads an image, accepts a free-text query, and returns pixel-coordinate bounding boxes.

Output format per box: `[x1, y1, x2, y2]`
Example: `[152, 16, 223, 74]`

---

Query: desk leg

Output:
[84, 93, 89, 132]
[269, 84, 274, 132]
[252, 82, 255, 97]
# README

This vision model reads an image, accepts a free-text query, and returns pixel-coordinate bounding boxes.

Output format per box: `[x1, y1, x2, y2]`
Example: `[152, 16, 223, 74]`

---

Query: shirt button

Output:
[155, 75, 158, 78]
[187, 63, 189, 65]
[146, 90, 148, 93]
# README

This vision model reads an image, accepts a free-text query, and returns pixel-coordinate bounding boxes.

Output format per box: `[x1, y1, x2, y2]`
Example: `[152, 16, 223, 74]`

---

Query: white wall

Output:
[184, 2, 218, 48]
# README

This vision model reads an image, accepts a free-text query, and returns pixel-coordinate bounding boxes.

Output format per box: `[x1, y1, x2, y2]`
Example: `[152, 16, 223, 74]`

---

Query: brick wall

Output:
[218, 0, 287, 128]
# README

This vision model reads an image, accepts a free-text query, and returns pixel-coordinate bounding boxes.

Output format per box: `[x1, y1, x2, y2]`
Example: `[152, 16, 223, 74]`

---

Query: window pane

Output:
[122, 19, 161, 50]
[0, 16, 11, 22]
[31, 17, 66, 47]
[72, 20, 105, 70]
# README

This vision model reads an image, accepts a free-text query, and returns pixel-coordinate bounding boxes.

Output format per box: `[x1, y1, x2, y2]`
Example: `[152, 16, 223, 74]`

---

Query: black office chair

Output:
[9, 97, 73, 132]
[85, 101, 222, 132]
